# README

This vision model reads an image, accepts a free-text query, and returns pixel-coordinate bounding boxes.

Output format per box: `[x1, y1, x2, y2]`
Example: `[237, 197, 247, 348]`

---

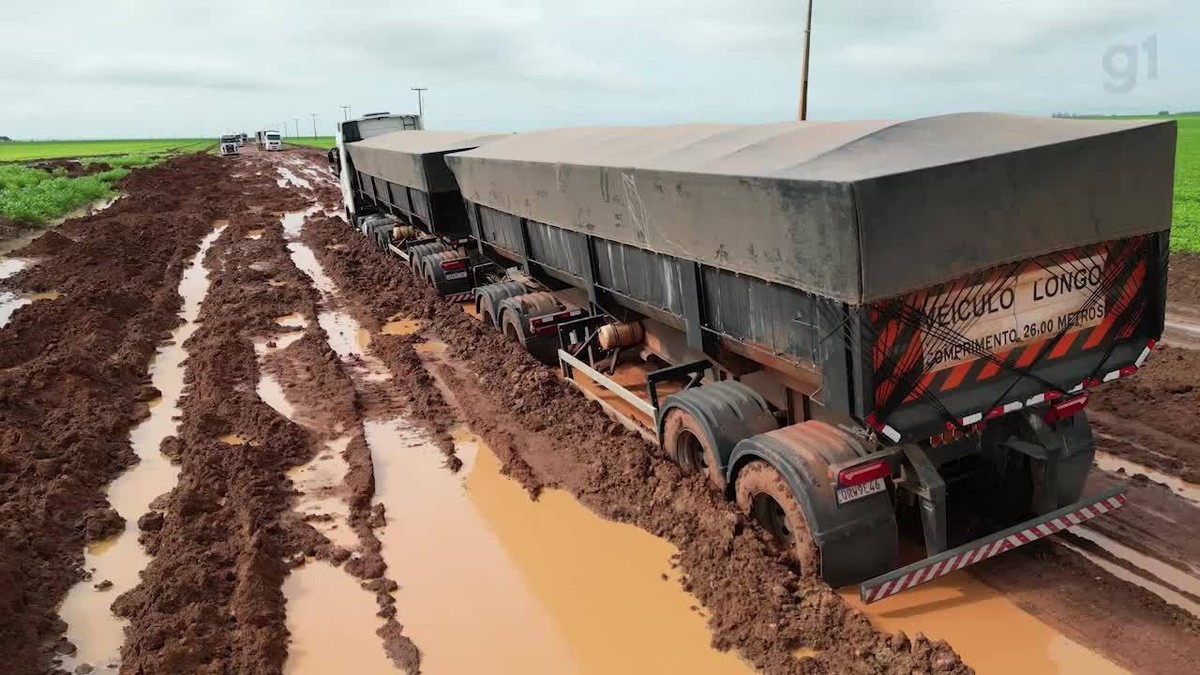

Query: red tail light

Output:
[837, 460, 890, 487]
[440, 259, 467, 272]
[1044, 393, 1089, 424]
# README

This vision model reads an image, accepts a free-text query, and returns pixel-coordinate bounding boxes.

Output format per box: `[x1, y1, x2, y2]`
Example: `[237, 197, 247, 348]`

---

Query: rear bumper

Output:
[860, 485, 1127, 603]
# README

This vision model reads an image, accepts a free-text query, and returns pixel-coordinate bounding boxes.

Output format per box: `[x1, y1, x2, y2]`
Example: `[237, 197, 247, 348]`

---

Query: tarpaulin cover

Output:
[348, 130, 509, 193]
[445, 113, 1176, 304]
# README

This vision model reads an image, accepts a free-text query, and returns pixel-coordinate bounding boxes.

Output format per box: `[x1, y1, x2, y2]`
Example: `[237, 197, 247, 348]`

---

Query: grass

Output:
[285, 137, 336, 150]
[0, 139, 212, 162]
[0, 139, 213, 225]
[0, 164, 123, 224]
[1170, 117, 1200, 253]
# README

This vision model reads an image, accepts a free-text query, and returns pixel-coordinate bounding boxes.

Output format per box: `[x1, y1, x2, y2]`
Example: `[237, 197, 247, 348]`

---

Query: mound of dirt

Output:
[14, 230, 75, 258]
[26, 159, 110, 177]
[0, 153, 241, 674]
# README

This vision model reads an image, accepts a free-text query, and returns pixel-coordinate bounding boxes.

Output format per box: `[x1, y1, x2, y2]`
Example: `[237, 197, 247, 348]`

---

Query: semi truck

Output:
[256, 130, 283, 151]
[218, 134, 241, 157]
[334, 113, 1176, 601]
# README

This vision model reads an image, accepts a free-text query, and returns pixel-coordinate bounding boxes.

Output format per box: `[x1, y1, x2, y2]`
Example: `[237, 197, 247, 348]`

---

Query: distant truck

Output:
[334, 113, 1177, 602]
[218, 134, 240, 157]
[256, 130, 283, 151]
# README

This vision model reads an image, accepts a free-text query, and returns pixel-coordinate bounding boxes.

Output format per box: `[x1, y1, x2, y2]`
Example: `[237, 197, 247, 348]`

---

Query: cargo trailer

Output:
[335, 113, 1177, 600]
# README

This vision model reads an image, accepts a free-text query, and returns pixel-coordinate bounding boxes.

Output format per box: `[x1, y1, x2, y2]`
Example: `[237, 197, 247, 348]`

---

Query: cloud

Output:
[0, 0, 1195, 140]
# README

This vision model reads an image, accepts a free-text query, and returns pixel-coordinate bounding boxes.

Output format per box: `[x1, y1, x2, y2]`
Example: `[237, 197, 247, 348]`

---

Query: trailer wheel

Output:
[500, 309, 558, 364]
[734, 460, 819, 577]
[661, 408, 723, 487]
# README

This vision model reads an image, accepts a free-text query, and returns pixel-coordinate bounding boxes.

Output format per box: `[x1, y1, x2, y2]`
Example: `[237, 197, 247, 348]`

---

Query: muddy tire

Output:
[501, 310, 557, 364]
[661, 408, 724, 488]
[734, 460, 819, 578]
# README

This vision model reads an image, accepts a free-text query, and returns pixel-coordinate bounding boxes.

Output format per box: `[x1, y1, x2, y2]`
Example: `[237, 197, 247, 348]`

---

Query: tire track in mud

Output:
[0, 155, 260, 675]
[297, 211, 968, 675]
[110, 195, 323, 673]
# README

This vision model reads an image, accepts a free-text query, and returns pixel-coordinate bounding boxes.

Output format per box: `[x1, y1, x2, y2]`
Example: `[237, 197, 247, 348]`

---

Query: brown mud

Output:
[0, 155, 247, 674]
[1089, 253, 1200, 483]
[299, 214, 968, 674]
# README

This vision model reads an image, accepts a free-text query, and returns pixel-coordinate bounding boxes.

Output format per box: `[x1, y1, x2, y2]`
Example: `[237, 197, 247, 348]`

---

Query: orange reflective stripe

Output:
[1015, 339, 1046, 368]
[1083, 260, 1146, 350]
[978, 349, 1012, 380]
[940, 361, 975, 391]
[1048, 329, 1080, 360]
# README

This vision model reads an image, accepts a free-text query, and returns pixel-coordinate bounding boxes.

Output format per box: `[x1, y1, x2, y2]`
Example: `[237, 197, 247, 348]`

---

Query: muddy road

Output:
[0, 149, 1197, 674]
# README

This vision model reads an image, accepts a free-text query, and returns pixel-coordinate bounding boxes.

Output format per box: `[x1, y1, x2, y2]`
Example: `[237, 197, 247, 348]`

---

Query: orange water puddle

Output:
[361, 409, 751, 674]
[842, 571, 1126, 674]
[56, 222, 226, 672]
[459, 428, 752, 674]
[381, 315, 422, 336]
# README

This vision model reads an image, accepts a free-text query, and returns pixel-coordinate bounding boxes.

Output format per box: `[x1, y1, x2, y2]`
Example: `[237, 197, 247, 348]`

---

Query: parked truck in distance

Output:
[218, 134, 240, 157]
[334, 113, 1176, 602]
[256, 130, 282, 151]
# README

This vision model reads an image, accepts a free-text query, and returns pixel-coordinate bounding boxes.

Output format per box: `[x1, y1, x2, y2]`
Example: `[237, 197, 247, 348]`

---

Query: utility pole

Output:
[310, 113, 318, 138]
[411, 87, 427, 120]
[798, 0, 814, 121]
[293, 118, 301, 139]
[340, 105, 351, 121]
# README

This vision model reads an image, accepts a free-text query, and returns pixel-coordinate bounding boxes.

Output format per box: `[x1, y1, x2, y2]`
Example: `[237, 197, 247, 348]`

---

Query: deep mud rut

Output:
[1, 149, 1198, 674]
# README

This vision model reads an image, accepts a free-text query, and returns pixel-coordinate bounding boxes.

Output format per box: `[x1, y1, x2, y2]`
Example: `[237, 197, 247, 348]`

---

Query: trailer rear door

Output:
[865, 232, 1166, 441]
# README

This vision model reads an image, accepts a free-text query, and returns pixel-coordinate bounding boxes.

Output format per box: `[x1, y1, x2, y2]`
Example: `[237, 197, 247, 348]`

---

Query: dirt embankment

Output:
[0, 155, 243, 675]
[299, 215, 968, 675]
[1088, 252, 1200, 482]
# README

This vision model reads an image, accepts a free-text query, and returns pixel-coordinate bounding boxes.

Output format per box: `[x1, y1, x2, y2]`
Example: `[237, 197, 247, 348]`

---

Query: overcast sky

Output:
[0, 0, 1195, 139]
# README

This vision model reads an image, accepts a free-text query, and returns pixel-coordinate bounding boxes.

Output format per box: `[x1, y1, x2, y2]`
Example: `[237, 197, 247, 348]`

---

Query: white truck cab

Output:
[334, 112, 422, 219]
[264, 131, 282, 151]
[218, 135, 240, 156]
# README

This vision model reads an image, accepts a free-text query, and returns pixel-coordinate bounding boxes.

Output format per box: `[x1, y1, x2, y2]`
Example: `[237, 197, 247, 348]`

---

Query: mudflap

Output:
[860, 485, 1127, 603]
[727, 423, 899, 588]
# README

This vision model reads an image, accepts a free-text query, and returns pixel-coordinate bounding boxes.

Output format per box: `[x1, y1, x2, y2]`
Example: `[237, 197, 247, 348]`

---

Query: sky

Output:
[0, 0, 1195, 139]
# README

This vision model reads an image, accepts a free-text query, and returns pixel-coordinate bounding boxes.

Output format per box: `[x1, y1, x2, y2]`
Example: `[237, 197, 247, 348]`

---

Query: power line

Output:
[340, 105, 351, 121]
[293, 118, 301, 139]
[310, 113, 318, 138]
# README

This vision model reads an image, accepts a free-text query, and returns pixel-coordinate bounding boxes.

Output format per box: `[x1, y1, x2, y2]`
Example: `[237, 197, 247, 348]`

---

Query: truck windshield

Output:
[267, 134, 280, 141]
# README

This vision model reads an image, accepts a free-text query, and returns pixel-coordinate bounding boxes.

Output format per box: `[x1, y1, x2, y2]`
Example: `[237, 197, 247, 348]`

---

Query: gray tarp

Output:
[445, 113, 1176, 304]
[348, 131, 508, 193]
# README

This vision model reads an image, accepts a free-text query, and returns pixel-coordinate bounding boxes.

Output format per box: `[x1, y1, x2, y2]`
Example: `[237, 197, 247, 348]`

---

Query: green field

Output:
[1079, 114, 1199, 253]
[285, 137, 336, 150]
[1170, 116, 1200, 252]
[0, 138, 212, 162]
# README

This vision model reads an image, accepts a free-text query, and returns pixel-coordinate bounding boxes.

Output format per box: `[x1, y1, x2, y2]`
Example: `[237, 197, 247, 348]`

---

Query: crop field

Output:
[285, 136, 336, 149]
[1082, 114, 1199, 253]
[1172, 116, 1200, 252]
[0, 138, 212, 162]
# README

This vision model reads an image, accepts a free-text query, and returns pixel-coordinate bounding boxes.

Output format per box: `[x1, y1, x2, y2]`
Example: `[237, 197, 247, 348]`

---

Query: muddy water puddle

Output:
[1066, 528, 1200, 616]
[57, 223, 227, 671]
[381, 315, 422, 336]
[0, 256, 31, 279]
[843, 572, 1126, 674]
[1094, 449, 1200, 505]
[367, 418, 751, 674]
[278, 167, 313, 191]
[0, 289, 60, 328]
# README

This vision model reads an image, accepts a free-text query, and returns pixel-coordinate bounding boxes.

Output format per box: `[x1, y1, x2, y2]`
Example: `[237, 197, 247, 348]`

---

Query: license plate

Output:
[836, 478, 886, 505]
[445, 271, 468, 280]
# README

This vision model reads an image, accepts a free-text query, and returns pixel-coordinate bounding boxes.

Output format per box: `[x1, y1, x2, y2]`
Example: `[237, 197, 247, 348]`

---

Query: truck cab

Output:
[334, 113, 422, 220]
[264, 131, 282, 151]
[218, 135, 240, 156]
